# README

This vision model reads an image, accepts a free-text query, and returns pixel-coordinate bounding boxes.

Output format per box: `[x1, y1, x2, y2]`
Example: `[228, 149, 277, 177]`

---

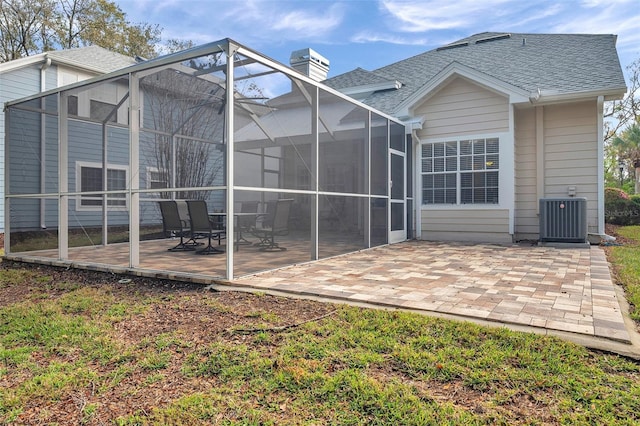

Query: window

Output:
[68, 95, 78, 116]
[421, 138, 499, 205]
[90, 99, 117, 123]
[146, 167, 168, 189]
[76, 162, 128, 210]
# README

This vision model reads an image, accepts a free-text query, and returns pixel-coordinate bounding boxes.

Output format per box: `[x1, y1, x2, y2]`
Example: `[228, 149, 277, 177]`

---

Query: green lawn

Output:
[1, 228, 640, 424]
[609, 226, 640, 321]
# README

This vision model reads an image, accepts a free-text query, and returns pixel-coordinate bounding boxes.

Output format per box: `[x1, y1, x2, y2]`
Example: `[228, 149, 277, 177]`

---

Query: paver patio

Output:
[231, 241, 632, 345]
[8, 238, 635, 352]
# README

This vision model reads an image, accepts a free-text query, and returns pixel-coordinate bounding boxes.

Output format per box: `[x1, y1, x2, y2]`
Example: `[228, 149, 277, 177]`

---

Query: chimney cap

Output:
[290, 48, 330, 68]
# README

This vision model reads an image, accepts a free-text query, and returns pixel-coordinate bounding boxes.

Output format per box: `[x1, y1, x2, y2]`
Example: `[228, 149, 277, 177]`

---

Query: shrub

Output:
[605, 187, 640, 225]
[605, 187, 630, 202]
[631, 194, 640, 206]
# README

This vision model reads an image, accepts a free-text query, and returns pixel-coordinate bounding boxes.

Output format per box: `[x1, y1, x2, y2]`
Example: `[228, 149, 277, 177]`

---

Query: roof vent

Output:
[475, 33, 512, 44]
[436, 41, 469, 51]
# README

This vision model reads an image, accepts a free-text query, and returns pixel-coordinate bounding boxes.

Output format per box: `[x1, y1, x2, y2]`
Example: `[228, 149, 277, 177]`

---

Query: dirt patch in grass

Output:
[605, 223, 637, 246]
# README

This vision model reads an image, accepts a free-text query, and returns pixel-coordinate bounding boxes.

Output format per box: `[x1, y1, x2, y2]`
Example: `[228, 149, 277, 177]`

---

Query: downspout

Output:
[535, 106, 544, 214]
[40, 55, 52, 229]
[411, 129, 422, 239]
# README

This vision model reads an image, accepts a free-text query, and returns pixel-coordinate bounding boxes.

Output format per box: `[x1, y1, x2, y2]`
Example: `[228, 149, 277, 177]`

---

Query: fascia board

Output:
[0, 51, 125, 76]
[0, 52, 47, 73]
[394, 62, 530, 118]
[527, 87, 627, 105]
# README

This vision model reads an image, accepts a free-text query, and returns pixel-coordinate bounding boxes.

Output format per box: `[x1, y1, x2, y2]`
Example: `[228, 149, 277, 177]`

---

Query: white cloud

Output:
[580, 0, 634, 7]
[350, 31, 430, 46]
[272, 5, 343, 35]
[504, 3, 565, 29]
[379, 0, 515, 32]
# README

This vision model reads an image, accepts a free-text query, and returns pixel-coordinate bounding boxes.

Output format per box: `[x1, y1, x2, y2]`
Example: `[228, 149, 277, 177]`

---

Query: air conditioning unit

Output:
[539, 198, 587, 243]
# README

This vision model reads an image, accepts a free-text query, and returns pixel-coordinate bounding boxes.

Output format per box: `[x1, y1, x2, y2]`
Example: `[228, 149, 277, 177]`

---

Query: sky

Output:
[117, 0, 640, 83]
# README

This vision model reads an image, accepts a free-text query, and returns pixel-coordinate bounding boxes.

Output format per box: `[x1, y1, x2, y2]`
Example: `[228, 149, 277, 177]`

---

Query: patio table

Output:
[208, 212, 260, 250]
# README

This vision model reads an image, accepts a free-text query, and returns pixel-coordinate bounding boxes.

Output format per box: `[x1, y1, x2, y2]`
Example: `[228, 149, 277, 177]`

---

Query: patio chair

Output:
[176, 200, 204, 247]
[158, 200, 196, 251]
[253, 199, 277, 232]
[237, 200, 259, 244]
[186, 200, 225, 255]
[252, 198, 294, 251]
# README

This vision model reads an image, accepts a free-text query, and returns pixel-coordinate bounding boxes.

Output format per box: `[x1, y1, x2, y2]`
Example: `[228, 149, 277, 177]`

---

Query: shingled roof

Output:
[0, 45, 137, 75]
[46, 45, 138, 72]
[324, 32, 627, 115]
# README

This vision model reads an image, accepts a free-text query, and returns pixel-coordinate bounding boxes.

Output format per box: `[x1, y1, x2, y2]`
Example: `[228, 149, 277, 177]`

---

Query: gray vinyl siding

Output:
[6, 108, 42, 230]
[1, 65, 45, 232]
[68, 120, 130, 228]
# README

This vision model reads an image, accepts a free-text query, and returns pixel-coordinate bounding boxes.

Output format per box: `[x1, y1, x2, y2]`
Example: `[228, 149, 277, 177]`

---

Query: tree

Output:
[0, 0, 55, 61]
[158, 38, 195, 56]
[605, 57, 640, 142]
[0, 0, 160, 62]
[611, 122, 640, 193]
[141, 64, 226, 201]
[54, 0, 160, 58]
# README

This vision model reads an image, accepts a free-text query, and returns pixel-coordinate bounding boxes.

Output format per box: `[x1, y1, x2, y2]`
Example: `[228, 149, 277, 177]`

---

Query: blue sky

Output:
[118, 0, 640, 82]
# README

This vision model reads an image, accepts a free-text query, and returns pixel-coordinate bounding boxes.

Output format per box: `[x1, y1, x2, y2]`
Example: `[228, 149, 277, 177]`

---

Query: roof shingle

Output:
[324, 32, 627, 115]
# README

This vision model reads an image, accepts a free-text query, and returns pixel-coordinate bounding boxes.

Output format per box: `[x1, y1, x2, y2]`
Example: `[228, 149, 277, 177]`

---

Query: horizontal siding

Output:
[68, 121, 130, 228]
[543, 101, 599, 233]
[7, 109, 42, 195]
[514, 108, 538, 237]
[1, 65, 43, 232]
[415, 77, 509, 139]
[421, 209, 511, 242]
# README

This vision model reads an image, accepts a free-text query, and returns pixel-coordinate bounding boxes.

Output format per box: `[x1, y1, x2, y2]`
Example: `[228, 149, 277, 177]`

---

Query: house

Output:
[325, 32, 627, 243]
[1, 33, 627, 281]
[0, 45, 138, 232]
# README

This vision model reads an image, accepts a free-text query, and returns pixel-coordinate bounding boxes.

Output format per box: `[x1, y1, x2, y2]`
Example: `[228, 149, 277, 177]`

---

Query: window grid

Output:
[147, 168, 168, 190]
[79, 165, 127, 208]
[422, 138, 499, 205]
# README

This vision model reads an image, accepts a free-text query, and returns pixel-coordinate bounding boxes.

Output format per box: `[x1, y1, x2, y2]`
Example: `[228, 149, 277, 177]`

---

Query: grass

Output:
[2, 228, 640, 423]
[608, 225, 640, 321]
[9, 226, 162, 252]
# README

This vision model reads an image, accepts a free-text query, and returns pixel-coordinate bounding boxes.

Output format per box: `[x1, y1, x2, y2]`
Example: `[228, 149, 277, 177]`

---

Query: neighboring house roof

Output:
[324, 32, 628, 117]
[0, 45, 137, 74]
[46, 45, 138, 72]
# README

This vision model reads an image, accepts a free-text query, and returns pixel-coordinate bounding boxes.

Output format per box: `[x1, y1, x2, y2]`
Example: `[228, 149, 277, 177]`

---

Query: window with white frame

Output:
[146, 167, 168, 189]
[76, 162, 128, 210]
[421, 138, 499, 205]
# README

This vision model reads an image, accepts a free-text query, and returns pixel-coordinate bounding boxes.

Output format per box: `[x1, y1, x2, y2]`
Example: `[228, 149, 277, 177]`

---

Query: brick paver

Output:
[9, 238, 631, 345]
[233, 241, 631, 343]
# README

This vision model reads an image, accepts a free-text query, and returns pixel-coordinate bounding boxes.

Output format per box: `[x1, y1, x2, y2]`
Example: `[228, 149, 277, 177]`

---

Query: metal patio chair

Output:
[159, 200, 196, 252]
[251, 198, 294, 251]
[186, 200, 225, 255]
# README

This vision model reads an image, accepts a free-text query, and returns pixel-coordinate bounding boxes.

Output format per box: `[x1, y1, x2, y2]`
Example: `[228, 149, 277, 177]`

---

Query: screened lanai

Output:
[4, 39, 410, 281]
